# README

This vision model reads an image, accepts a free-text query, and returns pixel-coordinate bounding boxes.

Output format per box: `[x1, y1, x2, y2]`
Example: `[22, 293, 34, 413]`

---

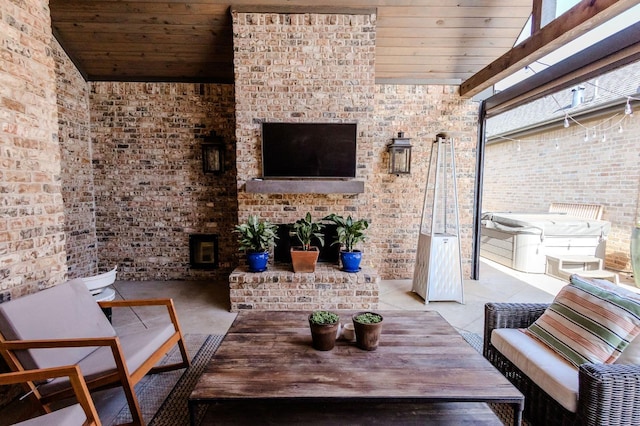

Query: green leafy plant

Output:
[353, 312, 383, 324]
[233, 215, 278, 253]
[309, 310, 339, 325]
[323, 213, 369, 252]
[292, 212, 324, 251]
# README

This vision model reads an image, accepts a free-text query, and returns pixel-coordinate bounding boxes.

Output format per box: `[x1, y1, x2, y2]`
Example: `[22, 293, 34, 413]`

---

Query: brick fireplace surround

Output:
[230, 9, 474, 310]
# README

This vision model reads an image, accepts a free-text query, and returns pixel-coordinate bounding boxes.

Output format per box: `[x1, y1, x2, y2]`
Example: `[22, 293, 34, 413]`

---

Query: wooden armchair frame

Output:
[0, 365, 101, 425]
[0, 297, 190, 426]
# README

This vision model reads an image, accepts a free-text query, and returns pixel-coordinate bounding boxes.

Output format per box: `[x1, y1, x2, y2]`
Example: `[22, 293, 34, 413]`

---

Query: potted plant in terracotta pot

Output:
[233, 215, 278, 272]
[290, 212, 324, 273]
[308, 310, 340, 351]
[323, 213, 369, 272]
[352, 311, 383, 351]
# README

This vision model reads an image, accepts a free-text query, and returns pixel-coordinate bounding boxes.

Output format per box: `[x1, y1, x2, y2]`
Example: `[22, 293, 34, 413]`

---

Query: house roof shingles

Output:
[487, 61, 640, 138]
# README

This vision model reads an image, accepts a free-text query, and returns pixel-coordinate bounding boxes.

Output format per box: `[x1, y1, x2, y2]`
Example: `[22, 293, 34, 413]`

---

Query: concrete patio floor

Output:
[111, 258, 638, 338]
[111, 258, 609, 338]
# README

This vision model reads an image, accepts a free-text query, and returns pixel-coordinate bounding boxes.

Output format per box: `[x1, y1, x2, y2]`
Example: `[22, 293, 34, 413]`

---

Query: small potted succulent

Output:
[308, 310, 340, 351]
[323, 213, 369, 272]
[352, 311, 383, 351]
[233, 215, 278, 272]
[290, 212, 324, 273]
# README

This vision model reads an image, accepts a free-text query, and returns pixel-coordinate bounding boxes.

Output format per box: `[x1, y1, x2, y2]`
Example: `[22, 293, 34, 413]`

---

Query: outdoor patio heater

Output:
[412, 133, 464, 304]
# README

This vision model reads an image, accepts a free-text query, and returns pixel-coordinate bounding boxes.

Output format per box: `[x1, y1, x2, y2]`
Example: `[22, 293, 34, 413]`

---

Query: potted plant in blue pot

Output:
[233, 215, 278, 272]
[323, 214, 369, 272]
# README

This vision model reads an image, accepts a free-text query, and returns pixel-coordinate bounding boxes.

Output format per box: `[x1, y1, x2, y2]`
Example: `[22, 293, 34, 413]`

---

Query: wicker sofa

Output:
[484, 302, 640, 426]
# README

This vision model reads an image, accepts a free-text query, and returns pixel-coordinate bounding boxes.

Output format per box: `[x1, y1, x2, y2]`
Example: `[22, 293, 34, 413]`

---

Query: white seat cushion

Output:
[39, 323, 176, 395]
[615, 336, 640, 364]
[14, 403, 86, 426]
[492, 328, 579, 412]
[0, 279, 116, 370]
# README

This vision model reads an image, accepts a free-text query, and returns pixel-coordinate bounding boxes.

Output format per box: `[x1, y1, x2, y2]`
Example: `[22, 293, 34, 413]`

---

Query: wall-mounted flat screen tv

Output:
[262, 122, 357, 179]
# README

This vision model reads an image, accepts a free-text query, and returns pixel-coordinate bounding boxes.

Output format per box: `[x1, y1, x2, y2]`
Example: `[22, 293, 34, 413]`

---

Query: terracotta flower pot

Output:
[308, 316, 339, 351]
[291, 246, 319, 273]
[352, 312, 383, 351]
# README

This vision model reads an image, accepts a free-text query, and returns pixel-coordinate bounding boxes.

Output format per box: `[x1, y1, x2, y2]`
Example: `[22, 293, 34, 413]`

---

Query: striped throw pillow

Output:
[525, 275, 640, 367]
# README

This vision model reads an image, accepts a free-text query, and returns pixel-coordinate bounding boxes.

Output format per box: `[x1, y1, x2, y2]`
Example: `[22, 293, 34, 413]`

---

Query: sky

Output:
[494, 0, 640, 91]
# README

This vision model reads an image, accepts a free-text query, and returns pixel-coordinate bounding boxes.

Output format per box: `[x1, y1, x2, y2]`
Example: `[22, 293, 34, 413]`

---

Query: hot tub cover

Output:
[481, 213, 610, 239]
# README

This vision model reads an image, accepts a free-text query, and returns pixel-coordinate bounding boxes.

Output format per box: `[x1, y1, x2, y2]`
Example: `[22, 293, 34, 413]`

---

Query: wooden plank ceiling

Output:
[50, 0, 532, 84]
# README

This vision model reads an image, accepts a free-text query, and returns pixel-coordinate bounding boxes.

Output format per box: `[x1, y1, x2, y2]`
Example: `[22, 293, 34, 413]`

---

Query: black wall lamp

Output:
[202, 131, 224, 174]
[387, 131, 412, 174]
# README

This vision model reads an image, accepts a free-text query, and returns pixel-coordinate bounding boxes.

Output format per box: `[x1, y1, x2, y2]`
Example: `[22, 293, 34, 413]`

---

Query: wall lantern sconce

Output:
[387, 131, 412, 174]
[202, 131, 224, 174]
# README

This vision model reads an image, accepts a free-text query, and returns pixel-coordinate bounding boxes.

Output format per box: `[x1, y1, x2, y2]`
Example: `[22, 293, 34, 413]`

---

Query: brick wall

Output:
[53, 38, 98, 279]
[89, 83, 238, 280]
[372, 85, 479, 278]
[233, 11, 478, 279]
[0, 0, 67, 297]
[483, 113, 640, 272]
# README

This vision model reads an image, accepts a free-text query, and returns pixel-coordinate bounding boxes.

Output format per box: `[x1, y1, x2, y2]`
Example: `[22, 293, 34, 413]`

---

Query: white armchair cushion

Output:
[39, 323, 176, 395]
[615, 336, 640, 364]
[492, 328, 579, 412]
[14, 404, 87, 426]
[0, 279, 115, 370]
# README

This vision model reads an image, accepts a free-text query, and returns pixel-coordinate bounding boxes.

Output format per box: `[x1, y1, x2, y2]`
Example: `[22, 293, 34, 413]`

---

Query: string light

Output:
[494, 63, 639, 152]
[495, 112, 630, 146]
[625, 97, 634, 115]
[553, 97, 635, 138]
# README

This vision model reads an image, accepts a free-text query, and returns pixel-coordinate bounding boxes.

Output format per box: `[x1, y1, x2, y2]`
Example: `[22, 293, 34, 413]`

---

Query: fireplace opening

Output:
[273, 224, 340, 264]
[189, 234, 219, 269]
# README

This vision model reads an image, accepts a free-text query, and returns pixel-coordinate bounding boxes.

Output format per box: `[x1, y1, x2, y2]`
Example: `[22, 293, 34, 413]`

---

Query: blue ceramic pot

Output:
[341, 250, 362, 272]
[247, 251, 269, 272]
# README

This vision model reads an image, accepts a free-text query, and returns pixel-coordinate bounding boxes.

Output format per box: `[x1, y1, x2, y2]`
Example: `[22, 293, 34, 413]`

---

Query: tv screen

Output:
[262, 122, 357, 179]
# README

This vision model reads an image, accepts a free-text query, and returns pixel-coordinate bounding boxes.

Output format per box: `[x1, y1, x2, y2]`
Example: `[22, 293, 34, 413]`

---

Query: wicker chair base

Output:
[486, 344, 576, 425]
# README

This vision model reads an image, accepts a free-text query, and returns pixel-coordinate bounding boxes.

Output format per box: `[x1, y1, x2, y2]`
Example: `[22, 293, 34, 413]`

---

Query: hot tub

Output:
[480, 213, 610, 273]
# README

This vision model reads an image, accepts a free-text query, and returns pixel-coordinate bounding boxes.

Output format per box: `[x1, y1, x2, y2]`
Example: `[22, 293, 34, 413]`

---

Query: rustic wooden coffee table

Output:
[189, 310, 523, 425]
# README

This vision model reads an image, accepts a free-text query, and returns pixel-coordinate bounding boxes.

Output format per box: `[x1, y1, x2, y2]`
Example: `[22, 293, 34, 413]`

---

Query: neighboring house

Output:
[483, 61, 640, 273]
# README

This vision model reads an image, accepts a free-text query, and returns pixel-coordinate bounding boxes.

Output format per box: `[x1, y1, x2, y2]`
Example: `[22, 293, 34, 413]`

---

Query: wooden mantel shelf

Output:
[245, 179, 364, 194]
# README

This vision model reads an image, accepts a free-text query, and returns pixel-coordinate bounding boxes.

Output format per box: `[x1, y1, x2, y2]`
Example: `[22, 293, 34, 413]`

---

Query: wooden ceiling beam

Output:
[484, 21, 640, 117]
[531, 0, 556, 33]
[460, 0, 640, 98]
